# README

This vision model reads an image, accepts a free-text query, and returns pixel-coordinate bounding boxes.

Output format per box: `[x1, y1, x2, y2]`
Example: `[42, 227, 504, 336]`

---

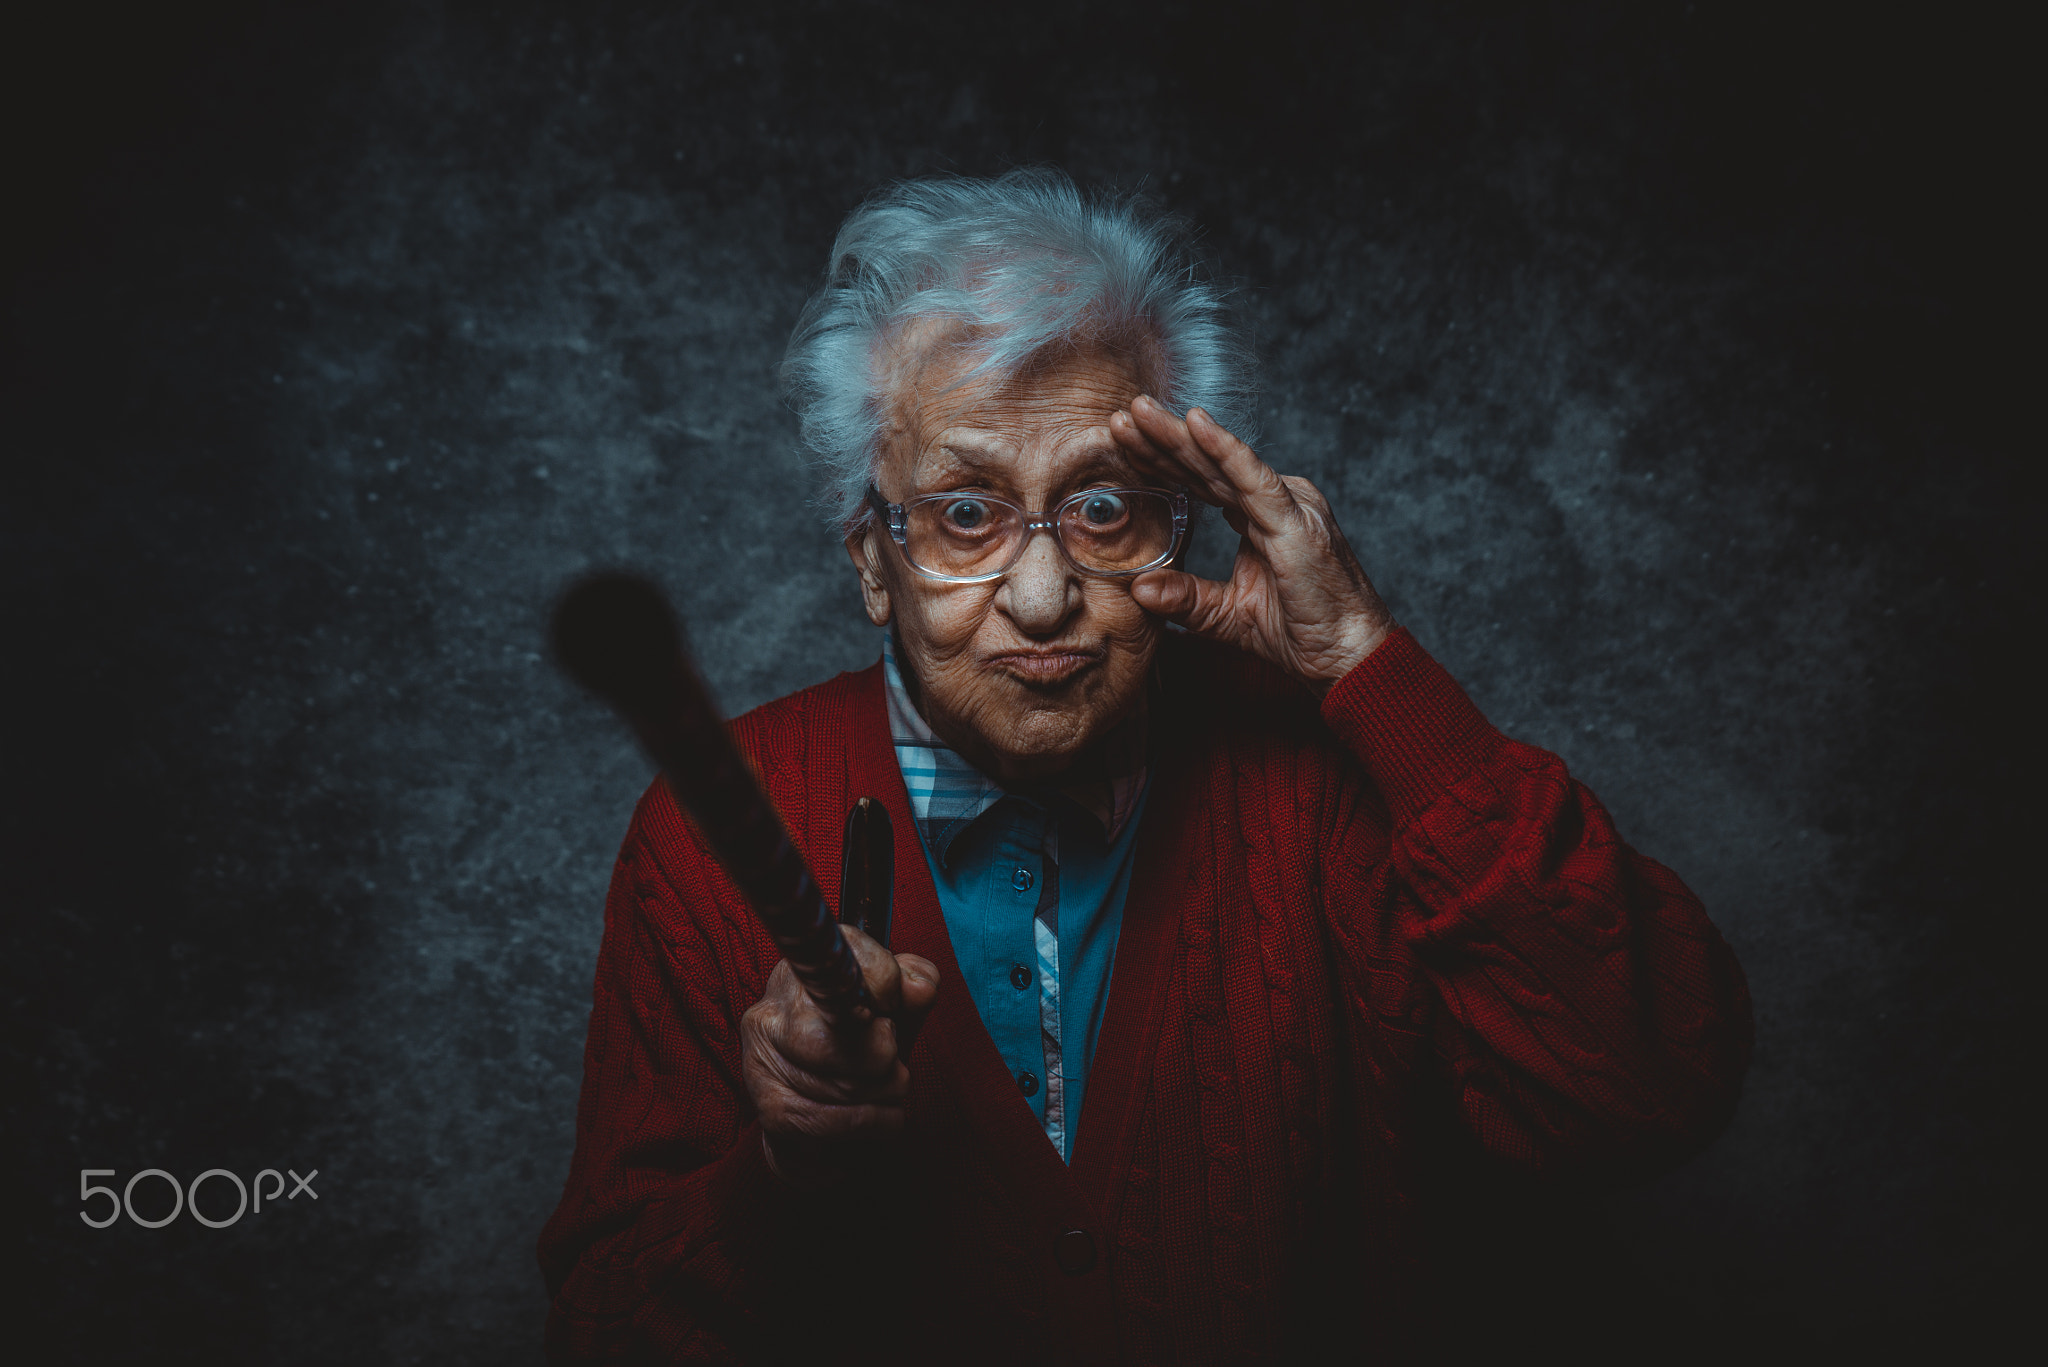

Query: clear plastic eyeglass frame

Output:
[865, 483, 1191, 585]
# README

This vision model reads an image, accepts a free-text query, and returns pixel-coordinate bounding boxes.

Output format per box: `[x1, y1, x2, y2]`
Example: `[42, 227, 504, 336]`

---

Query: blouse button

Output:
[1018, 1071, 1039, 1097]
[1012, 866, 1034, 892]
[1054, 1229, 1097, 1275]
[1010, 962, 1034, 990]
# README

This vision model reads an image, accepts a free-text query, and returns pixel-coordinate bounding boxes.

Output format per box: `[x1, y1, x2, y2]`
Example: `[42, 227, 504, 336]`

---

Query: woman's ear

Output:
[845, 528, 893, 627]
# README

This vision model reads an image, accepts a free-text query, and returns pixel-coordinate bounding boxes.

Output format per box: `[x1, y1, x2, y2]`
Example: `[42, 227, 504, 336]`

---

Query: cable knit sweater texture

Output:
[537, 627, 1753, 1364]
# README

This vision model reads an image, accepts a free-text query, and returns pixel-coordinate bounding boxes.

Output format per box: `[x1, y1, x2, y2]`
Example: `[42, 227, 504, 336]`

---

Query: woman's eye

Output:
[1079, 492, 1127, 525]
[945, 499, 990, 530]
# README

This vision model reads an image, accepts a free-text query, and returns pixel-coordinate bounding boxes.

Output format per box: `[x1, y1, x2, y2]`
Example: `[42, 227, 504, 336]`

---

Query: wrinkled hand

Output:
[1112, 396, 1394, 693]
[741, 927, 940, 1186]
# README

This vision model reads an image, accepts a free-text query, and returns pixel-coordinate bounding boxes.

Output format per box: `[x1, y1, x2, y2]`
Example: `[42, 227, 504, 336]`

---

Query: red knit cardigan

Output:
[537, 628, 1752, 1365]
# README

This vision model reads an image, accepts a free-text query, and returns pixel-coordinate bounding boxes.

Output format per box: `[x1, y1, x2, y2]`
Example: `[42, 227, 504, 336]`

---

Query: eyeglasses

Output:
[865, 483, 1190, 584]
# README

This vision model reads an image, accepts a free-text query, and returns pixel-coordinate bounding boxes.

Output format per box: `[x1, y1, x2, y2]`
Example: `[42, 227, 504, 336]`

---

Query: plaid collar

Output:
[882, 632, 1148, 867]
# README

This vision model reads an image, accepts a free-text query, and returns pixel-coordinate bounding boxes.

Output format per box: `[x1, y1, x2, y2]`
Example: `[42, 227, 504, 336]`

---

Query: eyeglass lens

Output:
[902, 490, 1178, 578]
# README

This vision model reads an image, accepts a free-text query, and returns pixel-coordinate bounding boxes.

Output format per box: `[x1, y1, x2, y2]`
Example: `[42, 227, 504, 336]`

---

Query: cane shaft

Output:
[637, 665, 870, 1018]
[553, 575, 871, 1021]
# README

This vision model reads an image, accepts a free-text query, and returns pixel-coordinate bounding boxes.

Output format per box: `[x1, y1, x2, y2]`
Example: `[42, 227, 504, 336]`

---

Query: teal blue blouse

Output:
[913, 784, 1150, 1161]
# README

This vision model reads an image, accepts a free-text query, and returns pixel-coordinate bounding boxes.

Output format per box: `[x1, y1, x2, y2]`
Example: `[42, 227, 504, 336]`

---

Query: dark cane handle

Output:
[839, 796, 894, 950]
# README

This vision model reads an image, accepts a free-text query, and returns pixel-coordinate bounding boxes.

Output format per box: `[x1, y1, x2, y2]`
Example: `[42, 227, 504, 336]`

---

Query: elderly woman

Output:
[538, 171, 1751, 1364]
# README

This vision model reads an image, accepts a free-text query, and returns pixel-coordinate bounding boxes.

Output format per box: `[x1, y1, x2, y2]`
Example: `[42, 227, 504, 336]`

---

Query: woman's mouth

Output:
[987, 648, 1100, 686]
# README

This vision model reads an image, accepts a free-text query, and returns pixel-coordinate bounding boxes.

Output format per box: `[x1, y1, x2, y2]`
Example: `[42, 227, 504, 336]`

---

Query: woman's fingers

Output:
[1184, 407, 1301, 537]
[1130, 566, 1235, 636]
[1116, 398, 1236, 504]
[1110, 419, 1219, 506]
[1120, 398, 1302, 544]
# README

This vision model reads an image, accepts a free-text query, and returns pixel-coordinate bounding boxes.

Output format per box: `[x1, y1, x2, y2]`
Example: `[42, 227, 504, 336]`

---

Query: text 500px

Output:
[78, 1167, 318, 1228]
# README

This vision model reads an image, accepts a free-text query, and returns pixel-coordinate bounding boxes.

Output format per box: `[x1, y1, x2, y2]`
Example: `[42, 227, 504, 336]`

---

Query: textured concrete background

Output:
[2, 2, 2031, 1362]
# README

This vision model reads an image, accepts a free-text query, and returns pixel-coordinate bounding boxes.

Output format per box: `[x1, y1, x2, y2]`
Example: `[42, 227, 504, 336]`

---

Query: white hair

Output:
[781, 168, 1257, 532]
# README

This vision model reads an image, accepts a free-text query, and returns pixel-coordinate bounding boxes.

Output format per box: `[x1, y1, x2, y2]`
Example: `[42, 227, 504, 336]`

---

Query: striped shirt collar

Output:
[881, 632, 1148, 866]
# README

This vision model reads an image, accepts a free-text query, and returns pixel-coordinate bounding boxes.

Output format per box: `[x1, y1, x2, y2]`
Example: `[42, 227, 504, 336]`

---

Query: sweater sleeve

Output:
[1316, 628, 1754, 1174]
[536, 784, 840, 1363]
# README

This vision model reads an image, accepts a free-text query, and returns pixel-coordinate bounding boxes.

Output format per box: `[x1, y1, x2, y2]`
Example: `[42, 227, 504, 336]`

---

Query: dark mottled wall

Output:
[2, 2, 2030, 1362]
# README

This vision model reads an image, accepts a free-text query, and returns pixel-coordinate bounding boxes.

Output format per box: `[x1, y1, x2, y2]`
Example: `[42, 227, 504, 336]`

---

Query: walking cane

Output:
[550, 572, 893, 1021]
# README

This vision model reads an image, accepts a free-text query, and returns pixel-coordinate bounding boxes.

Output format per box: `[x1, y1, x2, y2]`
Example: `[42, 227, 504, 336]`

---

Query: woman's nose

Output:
[999, 526, 1079, 634]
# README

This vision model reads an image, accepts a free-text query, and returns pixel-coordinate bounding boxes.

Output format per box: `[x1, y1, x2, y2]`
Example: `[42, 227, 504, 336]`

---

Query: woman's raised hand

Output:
[1112, 396, 1393, 693]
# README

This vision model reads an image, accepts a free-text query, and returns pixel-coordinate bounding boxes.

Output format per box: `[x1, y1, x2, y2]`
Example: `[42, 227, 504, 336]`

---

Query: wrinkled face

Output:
[847, 342, 1165, 785]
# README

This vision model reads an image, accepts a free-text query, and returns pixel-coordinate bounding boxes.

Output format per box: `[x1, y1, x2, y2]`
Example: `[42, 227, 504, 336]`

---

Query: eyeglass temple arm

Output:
[864, 484, 904, 538]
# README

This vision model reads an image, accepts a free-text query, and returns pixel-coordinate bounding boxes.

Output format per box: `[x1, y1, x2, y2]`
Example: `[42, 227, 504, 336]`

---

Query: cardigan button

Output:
[1010, 963, 1033, 990]
[1017, 1071, 1039, 1097]
[1054, 1228, 1096, 1276]
[1012, 866, 1034, 892]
